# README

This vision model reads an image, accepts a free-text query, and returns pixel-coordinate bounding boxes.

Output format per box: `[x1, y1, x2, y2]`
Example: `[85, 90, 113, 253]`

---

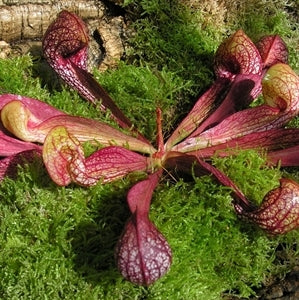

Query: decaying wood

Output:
[98, 16, 126, 71]
[0, 1, 104, 42]
[0, 40, 11, 58]
[0, 0, 128, 70]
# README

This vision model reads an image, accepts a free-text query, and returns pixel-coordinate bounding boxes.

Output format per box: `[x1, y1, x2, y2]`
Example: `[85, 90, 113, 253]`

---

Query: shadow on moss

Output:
[69, 183, 130, 284]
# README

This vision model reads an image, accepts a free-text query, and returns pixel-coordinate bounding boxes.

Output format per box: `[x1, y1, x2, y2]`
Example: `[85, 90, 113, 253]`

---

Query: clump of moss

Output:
[127, 0, 218, 91]
[213, 150, 281, 206]
[150, 177, 277, 299]
[94, 63, 191, 141]
[0, 158, 292, 300]
[0, 55, 48, 99]
[0, 0, 299, 298]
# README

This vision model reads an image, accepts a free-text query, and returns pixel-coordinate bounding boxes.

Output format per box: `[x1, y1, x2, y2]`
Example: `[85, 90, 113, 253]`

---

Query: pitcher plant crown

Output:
[0, 11, 298, 286]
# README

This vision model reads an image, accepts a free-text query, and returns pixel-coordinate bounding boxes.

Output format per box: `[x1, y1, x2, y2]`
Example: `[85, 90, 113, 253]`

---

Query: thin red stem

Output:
[156, 107, 164, 156]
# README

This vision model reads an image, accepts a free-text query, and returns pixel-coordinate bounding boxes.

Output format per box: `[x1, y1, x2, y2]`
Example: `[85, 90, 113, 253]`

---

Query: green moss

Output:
[1, 165, 296, 299]
[0, 55, 49, 99]
[0, 0, 299, 299]
[213, 150, 281, 206]
[128, 0, 218, 94]
[94, 63, 190, 141]
[150, 178, 277, 299]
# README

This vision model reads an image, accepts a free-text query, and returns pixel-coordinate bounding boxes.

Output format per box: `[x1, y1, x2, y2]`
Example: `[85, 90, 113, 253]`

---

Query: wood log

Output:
[0, 1, 105, 42]
[0, 0, 127, 70]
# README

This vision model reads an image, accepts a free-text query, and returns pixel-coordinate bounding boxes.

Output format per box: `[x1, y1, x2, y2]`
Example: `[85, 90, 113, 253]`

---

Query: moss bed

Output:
[0, 0, 298, 299]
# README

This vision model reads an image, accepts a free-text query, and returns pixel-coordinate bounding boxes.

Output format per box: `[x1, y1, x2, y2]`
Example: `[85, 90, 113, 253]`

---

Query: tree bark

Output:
[0, 0, 127, 70]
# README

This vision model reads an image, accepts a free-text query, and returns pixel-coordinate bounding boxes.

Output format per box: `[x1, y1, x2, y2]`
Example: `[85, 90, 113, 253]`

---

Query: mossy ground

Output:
[0, 0, 298, 299]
